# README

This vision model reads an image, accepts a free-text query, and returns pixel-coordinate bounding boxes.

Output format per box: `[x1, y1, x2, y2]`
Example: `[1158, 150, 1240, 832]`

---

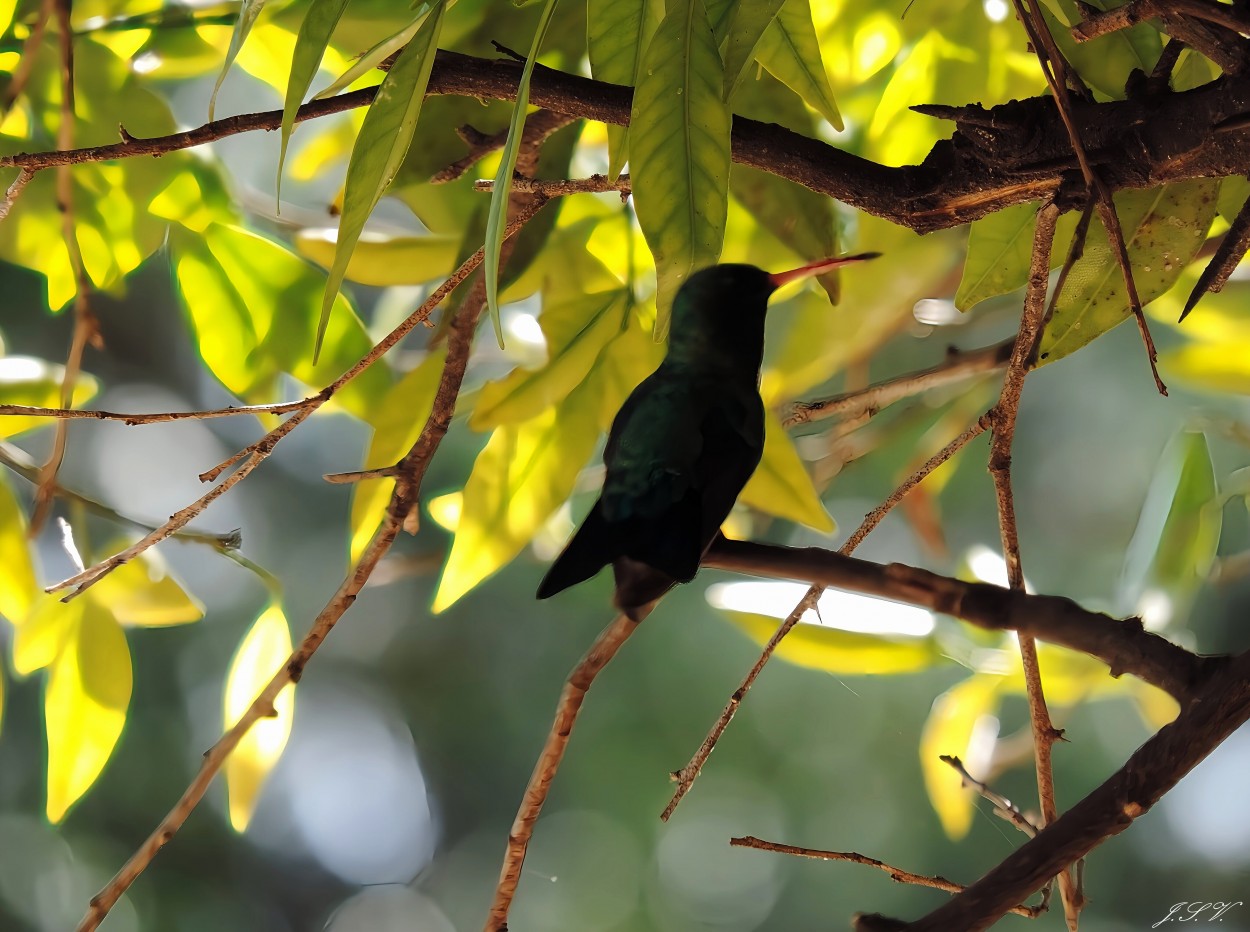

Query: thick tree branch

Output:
[702, 539, 1223, 703]
[7, 51, 1250, 232]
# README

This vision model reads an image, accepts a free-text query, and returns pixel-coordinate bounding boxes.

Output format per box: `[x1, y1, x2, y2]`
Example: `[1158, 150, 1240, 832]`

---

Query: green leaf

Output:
[224, 603, 295, 831]
[0, 355, 98, 438]
[0, 476, 36, 626]
[312, 13, 429, 101]
[349, 346, 448, 561]
[295, 228, 462, 286]
[956, 203, 1081, 311]
[1218, 176, 1250, 227]
[1119, 431, 1220, 627]
[631, 0, 731, 337]
[588, 0, 663, 179]
[724, 611, 937, 674]
[1039, 0, 1159, 100]
[719, 0, 785, 97]
[471, 290, 630, 429]
[753, 0, 841, 130]
[1038, 179, 1219, 364]
[45, 603, 132, 823]
[484, 0, 564, 346]
[277, 0, 351, 203]
[172, 224, 388, 419]
[919, 674, 1002, 840]
[432, 382, 602, 612]
[739, 409, 833, 531]
[316, 2, 446, 360]
[209, 0, 268, 121]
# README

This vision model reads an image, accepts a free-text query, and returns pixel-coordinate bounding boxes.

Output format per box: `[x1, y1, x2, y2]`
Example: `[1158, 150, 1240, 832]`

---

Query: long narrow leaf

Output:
[209, 0, 268, 121]
[277, 0, 351, 205]
[314, 2, 446, 360]
[312, 12, 430, 101]
[484, 0, 563, 347]
[754, 0, 842, 129]
[631, 0, 731, 337]
[588, 0, 662, 179]
[719, 0, 785, 96]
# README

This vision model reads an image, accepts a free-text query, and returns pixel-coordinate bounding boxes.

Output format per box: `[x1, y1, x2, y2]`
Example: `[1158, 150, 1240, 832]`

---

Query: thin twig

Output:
[486, 612, 645, 930]
[941, 755, 1041, 837]
[986, 200, 1083, 928]
[473, 173, 632, 198]
[0, 397, 320, 424]
[432, 109, 575, 183]
[0, 168, 34, 222]
[729, 836, 1044, 918]
[662, 409, 993, 820]
[787, 340, 1012, 427]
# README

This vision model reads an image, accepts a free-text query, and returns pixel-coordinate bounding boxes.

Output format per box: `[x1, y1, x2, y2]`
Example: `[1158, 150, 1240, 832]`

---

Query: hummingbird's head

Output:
[668, 255, 880, 368]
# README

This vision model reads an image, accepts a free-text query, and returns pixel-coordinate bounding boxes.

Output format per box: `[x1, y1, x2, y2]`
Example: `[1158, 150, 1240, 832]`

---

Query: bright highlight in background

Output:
[706, 581, 934, 637]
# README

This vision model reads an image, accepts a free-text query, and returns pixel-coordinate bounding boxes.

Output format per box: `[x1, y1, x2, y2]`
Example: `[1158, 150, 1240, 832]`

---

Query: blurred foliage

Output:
[0, 0, 1245, 930]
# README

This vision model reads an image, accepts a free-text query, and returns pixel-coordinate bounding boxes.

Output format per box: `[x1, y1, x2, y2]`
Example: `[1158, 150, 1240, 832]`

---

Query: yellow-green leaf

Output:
[955, 203, 1080, 311]
[1039, 180, 1219, 364]
[588, 0, 663, 179]
[45, 604, 132, 823]
[432, 384, 602, 612]
[224, 603, 295, 832]
[919, 674, 1002, 839]
[0, 475, 36, 625]
[295, 228, 461, 286]
[89, 552, 204, 628]
[13, 599, 81, 676]
[484, 0, 563, 345]
[1161, 340, 1250, 395]
[277, 0, 351, 202]
[209, 0, 268, 120]
[753, 0, 841, 129]
[1039, 0, 1160, 101]
[631, 0, 731, 337]
[349, 346, 448, 561]
[724, 611, 936, 674]
[738, 409, 833, 531]
[719, 0, 785, 97]
[471, 291, 629, 429]
[317, 2, 446, 359]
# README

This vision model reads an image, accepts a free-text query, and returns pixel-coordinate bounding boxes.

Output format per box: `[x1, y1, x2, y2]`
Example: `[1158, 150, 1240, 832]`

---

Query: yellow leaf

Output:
[919, 674, 1002, 839]
[349, 347, 447, 561]
[1161, 341, 1250, 395]
[1132, 680, 1180, 730]
[0, 476, 37, 624]
[0, 355, 99, 438]
[432, 385, 601, 613]
[89, 551, 204, 627]
[294, 228, 462, 287]
[723, 611, 936, 674]
[224, 603, 295, 832]
[45, 604, 132, 823]
[13, 598, 81, 675]
[738, 410, 834, 531]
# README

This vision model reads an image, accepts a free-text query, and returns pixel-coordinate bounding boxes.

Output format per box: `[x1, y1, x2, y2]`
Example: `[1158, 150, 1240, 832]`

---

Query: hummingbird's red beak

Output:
[767, 252, 881, 289]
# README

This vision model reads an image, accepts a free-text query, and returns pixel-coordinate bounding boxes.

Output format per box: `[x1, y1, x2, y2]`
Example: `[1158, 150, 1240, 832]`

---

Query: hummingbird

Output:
[535, 254, 879, 620]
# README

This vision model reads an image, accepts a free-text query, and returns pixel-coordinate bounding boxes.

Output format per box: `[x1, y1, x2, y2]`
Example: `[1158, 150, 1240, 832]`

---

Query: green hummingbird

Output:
[536, 254, 879, 619]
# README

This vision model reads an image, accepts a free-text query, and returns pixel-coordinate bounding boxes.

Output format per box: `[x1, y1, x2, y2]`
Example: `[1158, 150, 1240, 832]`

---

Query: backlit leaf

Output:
[1039, 179, 1219, 364]
[955, 203, 1079, 311]
[631, 0, 731, 337]
[209, 0, 268, 120]
[295, 228, 461, 286]
[45, 604, 132, 823]
[1039, 0, 1159, 100]
[350, 347, 448, 561]
[172, 224, 388, 420]
[313, 13, 427, 100]
[484, 0, 563, 345]
[739, 409, 833, 531]
[471, 291, 629, 429]
[1161, 340, 1250, 394]
[1119, 431, 1219, 627]
[432, 383, 601, 612]
[13, 599, 81, 676]
[724, 611, 937, 674]
[588, 0, 663, 179]
[919, 674, 1002, 839]
[89, 552, 204, 628]
[719, 0, 785, 97]
[317, 2, 445, 359]
[754, 0, 841, 129]
[224, 603, 295, 832]
[277, 0, 351, 202]
[0, 476, 36, 626]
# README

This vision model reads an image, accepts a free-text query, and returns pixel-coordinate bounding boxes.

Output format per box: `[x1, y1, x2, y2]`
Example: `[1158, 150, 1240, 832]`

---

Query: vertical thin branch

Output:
[987, 201, 1083, 928]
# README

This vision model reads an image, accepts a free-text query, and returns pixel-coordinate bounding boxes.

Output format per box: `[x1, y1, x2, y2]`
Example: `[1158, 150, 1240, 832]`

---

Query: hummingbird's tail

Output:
[536, 503, 618, 599]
